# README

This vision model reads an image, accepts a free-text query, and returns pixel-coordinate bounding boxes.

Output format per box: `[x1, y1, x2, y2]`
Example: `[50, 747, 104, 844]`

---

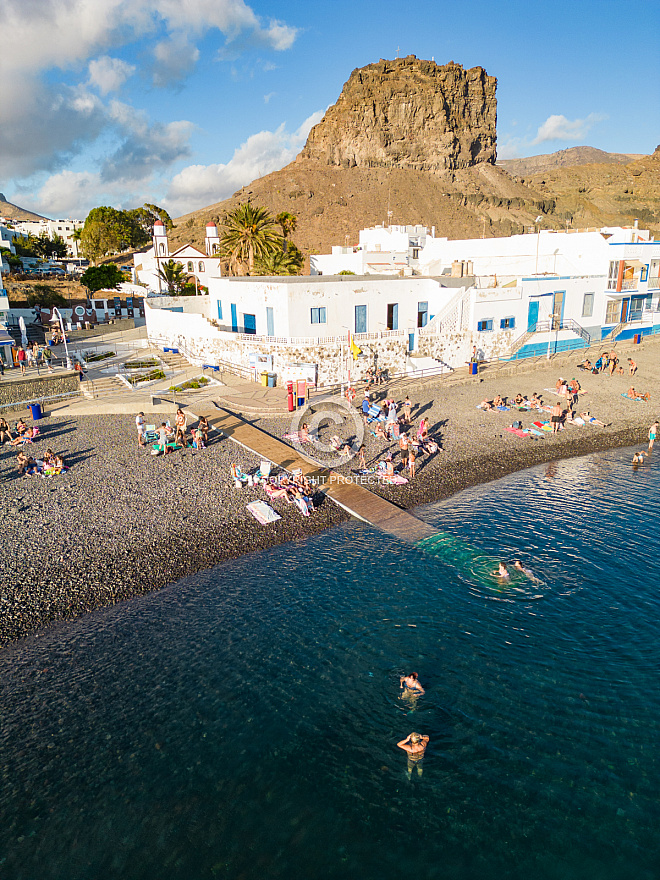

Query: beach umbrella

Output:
[19, 316, 28, 348]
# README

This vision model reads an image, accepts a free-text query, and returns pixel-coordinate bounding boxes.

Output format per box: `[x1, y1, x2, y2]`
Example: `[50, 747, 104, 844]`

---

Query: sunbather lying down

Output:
[580, 412, 610, 427]
[627, 387, 651, 401]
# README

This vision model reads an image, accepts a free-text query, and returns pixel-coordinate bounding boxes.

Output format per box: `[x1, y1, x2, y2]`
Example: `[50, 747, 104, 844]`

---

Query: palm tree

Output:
[219, 202, 281, 275]
[275, 211, 297, 251]
[157, 259, 186, 295]
[255, 245, 304, 276]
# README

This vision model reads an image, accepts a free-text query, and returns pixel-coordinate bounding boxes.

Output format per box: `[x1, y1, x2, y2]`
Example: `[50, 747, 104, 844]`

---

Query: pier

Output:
[195, 405, 436, 543]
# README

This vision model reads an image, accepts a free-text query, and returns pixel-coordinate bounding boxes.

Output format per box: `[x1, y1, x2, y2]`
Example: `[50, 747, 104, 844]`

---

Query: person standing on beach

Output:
[649, 421, 658, 451]
[628, 358, 637, 376]
[397, 732, 429, 777]
[135, 412, 146, 447]
[175, 408, 187, 446]
[399, 432, 409, 472]
[361, 393, 370, 425]
[551, 401, 562, 434]
[403, 396, 412, 424]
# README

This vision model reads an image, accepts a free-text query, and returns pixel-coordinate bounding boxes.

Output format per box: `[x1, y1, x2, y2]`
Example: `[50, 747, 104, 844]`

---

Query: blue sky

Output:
[1, 0, 658, 220]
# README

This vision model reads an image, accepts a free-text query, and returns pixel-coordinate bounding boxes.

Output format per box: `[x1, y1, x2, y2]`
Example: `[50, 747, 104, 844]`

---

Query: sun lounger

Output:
[255, 460, 272, 479]
[231, 462, 249, 483]
[246, 500, 281, 524]
[144, 424, 158, 441]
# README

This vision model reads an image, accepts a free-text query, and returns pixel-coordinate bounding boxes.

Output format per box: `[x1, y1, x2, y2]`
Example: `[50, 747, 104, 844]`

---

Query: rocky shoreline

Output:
[0, 349, 656, 647]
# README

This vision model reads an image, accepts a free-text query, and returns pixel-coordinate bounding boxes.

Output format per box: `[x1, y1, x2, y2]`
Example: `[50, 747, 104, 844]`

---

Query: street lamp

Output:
[534, 216, 543, 275]
[50, 308, 73, 371]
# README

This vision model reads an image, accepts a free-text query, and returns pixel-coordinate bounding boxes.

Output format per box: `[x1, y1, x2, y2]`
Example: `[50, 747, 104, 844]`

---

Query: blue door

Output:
[243, 313, 256, 334]
[527, 300, 539, 332]
[217, 301, 223, 321]
[355, 304, 367, 334]
[266, 307, 274, 337]
[231, 303, 238, 333]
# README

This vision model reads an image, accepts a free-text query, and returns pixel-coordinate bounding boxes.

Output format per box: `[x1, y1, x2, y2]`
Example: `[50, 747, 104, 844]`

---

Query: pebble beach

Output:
[1, 340, 657, 647]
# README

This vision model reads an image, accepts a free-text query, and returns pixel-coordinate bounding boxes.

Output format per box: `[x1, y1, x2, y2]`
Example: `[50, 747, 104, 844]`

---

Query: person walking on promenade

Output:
[175, 408, 187, 447]
[649, 421, 658, 451]
[397, 732, 429, 777]
[17, 347, 26, 375]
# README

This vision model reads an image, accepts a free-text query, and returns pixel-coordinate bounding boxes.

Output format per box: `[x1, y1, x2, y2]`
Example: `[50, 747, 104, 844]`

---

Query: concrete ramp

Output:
[195, 405, 436, 543]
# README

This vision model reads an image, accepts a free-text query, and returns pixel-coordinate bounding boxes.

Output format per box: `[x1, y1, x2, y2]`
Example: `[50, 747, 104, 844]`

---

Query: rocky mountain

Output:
[301, 56, 497, 171]
[169, 58, 659, 259]
[498, 146, 644, 176]
[0, 193, 46, 221]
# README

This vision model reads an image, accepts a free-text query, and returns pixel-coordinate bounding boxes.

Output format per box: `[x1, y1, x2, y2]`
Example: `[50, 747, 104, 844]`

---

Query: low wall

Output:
[0, 372, 80, 413]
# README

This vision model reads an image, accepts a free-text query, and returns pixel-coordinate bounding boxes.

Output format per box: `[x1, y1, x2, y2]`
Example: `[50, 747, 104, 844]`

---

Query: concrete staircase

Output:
[81, 374, 127, 398]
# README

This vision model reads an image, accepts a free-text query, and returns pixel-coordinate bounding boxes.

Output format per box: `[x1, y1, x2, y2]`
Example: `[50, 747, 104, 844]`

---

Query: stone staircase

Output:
[159, 349, 192, 371]
[81, 374, 127, 398]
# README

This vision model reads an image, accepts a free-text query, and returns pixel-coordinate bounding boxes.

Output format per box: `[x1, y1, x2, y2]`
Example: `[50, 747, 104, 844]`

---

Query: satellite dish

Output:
[74, 306, 85, 317]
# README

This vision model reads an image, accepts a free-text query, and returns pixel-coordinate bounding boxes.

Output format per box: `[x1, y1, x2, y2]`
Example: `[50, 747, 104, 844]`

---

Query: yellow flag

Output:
[349, 332, 362, 361]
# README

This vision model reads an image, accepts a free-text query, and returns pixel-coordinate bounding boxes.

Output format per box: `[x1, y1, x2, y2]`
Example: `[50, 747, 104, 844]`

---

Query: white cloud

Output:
[0, 0, 298, 181]
[264, 92, 276, 104]
[532, 113, 608, 144]
[33, 170, 104, 218]
[164, 110, 324, 215]
[152, 35, 200, 88]
[88, 56, 136, 94]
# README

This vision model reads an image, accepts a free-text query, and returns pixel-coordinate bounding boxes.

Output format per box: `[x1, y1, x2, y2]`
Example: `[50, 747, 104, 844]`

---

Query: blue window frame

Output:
[310, 307, 327, 324]
[387, 303, 398, 330]
[477, 319, 493, 332]
[217, 301, 223, 321]
[266, 306, 274, 336]
[641, 265, 648, 283]
[243, 313, 256, 334]
[417, 301, 428, 328]
[230, 303, 238, 332]
[500, 316, 515, 330]
[355, 304, 367, 333]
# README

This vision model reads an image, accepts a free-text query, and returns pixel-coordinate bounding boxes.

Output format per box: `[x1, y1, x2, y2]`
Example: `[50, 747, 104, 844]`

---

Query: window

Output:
[212, 244, 219, 254]
[159, 243, 166, 255]
[582, 293, 594, 318]
[417, 301, 428, 328]
[243, 313, 256, 334]
[607, 261, 619, 290]
[266, 306, 274, 336]
[500, 316, 515, 330]
[355, 304, 367, 333]
[387, 303, 399, 330]
[198, 261, 205, 272]
[412, 248, 420, 260]
[477, 319, 493, 332]
[310, 307, 326, 324]
[187, 261, 194, 272]
[217, 301, 223, 321]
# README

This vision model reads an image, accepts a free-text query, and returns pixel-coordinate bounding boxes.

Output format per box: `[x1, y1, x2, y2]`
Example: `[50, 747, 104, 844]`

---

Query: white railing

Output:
[419, 287, 471, 336]
[229, 328, 406, 345]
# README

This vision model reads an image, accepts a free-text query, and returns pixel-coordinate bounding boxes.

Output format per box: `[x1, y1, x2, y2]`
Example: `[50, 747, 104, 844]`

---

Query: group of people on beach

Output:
[1, 415, 66, 476]
[578, 352, 636, 377]
[135, 409, 210, 454]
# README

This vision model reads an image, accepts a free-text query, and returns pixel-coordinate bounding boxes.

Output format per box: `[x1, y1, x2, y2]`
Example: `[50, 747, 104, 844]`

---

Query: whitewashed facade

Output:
[133, 221, 222, 293]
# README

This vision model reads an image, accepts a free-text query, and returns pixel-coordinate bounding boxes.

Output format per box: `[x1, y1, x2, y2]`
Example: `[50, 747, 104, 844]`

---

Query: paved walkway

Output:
[194, 405, 436, 542]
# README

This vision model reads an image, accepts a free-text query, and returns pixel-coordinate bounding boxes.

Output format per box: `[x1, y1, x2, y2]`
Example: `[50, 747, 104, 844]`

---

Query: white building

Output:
[133, 221, 222, 293]
[6, 218, 84, 257]
[143, 224, 660, 386]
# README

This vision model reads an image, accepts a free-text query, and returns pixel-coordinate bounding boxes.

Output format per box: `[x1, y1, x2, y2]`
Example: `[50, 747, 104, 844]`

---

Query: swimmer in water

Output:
[397, 732, 429, 777]
[493, 561, 510, 579]
[514, 560, 540, 583]
[400, 672, 425, 696]
[632, 451, 648, 465]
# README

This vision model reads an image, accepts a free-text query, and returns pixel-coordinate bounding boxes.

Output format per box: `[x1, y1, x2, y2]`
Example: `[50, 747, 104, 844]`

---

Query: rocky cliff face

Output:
[300, 56, 497, 172]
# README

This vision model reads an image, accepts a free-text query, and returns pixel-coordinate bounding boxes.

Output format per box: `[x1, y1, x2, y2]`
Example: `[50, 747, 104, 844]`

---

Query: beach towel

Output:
[246, 500, 281, 525]
[506, 426, 528, 438]
[283, 432, 310, 442]
[621, 393, 648, 402]
[495, 405, 510, 412]
[367, 404, 381, 418]
[381, 474, 408, 485]
[573, 416, 586, 426]
[532, 421, 553, 432]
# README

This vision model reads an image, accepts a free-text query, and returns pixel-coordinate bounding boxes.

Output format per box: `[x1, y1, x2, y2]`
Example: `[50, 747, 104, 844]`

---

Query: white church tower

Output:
[153, 220, 169, 257]
[205, 222, 220, 256]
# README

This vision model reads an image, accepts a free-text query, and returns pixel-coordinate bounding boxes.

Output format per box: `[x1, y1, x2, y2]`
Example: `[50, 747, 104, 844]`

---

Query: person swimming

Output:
[400, 672, 425, 695]
[397, 732, 429, 777]
[514, 560, 540, 582]
[493, 561, 510, 579]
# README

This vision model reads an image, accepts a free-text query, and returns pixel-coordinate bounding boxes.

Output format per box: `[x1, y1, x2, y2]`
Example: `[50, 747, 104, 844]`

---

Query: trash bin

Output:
[633, 333, 642, 344]
[267, 373, 276, 388]
[260, 371, 268, 387]
[469, 361, 478, 376]
[29, 403, 42, 421]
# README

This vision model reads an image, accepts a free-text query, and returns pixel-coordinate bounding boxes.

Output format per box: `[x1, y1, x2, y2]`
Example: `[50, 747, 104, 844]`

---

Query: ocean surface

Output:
[1, 447, 659, 880]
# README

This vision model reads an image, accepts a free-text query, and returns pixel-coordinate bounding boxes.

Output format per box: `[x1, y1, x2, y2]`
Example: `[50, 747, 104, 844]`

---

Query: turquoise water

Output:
[1, 448, 659, 880]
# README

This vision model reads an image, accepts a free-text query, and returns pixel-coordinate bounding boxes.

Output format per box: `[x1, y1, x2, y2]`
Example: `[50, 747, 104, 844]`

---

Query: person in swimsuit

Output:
[399, 433, 409, 470]
[514, 560, 539, 582]
[648, 421, 658, 451]
[632, 451, 648, 466]
[628, 358, 637, 376]
[397, 732, 429, 777]
[198, 415, 209, 446]
[551, 401, 562, 433]
[400, 672, 425, 697]
[0, 418, 13, 444]
[403, 396, 412, 424]
[493, 562, 510, 579]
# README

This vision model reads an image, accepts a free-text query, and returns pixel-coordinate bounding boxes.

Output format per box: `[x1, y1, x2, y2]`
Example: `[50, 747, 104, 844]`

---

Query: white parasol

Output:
[19, 316, 28, 348]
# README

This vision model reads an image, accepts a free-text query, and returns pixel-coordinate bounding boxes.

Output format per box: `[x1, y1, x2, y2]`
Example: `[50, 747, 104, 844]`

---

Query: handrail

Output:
[310, 363, 450, 397]
[0, 389, 82, 413]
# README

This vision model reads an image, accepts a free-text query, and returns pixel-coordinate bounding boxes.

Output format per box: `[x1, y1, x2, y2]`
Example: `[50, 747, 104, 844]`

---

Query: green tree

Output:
[11, 233, 40, 258]
[79, 205, 167, 263]
[157, 259, 186, 295]
[25, 285, 68, 309]
[127, 203, 173, 243]
[219, 202, 282, 275]
[80, 263, 125, 293]
[275, 211, 297, 250]
[255, 243, 304, 276]
[34, 232, 68, 259]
